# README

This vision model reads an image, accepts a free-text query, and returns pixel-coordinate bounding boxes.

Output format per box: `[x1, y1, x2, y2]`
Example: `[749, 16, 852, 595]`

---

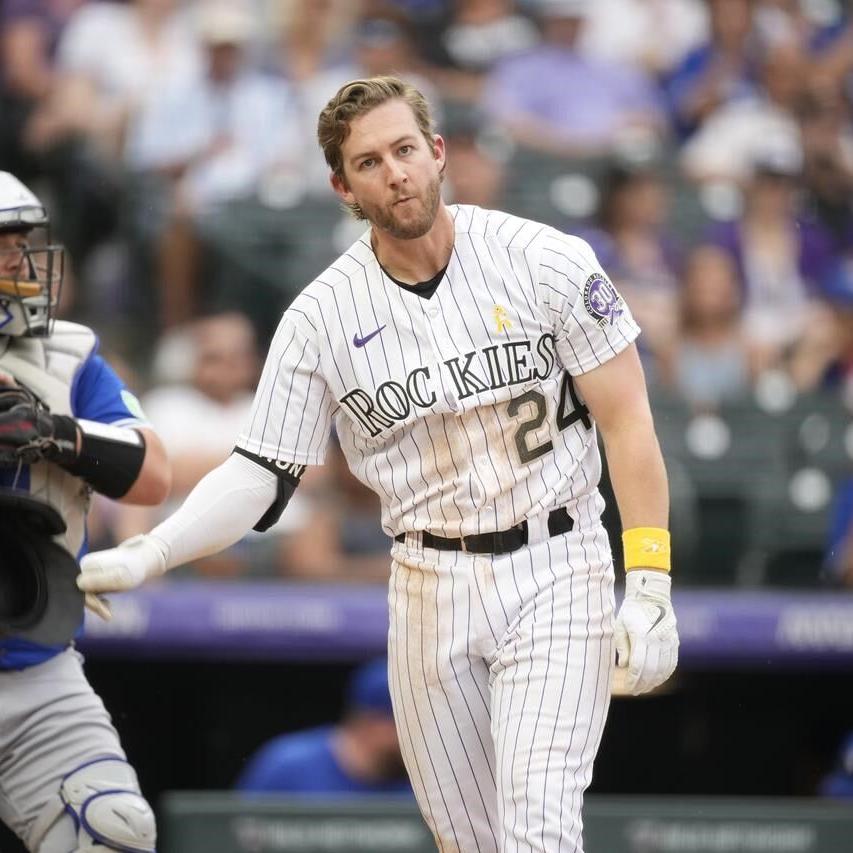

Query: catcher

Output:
[0, 171, 170, 853]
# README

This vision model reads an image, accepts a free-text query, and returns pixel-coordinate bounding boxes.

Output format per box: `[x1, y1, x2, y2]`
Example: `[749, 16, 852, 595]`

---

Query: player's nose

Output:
[0, 251, 23, 276]
[385, 158, 408, 186]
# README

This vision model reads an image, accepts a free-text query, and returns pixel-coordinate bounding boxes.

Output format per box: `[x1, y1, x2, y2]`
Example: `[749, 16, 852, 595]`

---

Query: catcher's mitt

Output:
[0, 384, 57, 465]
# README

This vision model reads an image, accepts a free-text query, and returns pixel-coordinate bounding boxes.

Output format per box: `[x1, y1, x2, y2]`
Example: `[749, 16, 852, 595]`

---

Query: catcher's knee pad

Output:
[57, 756, 156, 852]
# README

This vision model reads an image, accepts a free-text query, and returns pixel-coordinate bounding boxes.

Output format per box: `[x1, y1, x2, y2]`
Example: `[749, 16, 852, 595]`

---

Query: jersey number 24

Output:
[507, 372, 591, 464]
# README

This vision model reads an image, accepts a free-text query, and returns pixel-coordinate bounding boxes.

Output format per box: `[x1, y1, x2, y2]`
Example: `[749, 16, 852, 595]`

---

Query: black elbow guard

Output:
[232, 446, 305, 532]
[52, 416, 146, 499]
[254, 476, 296, 532]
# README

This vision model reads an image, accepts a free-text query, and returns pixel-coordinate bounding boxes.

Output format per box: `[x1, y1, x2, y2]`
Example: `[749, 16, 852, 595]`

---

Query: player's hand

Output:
[78, 534, 168, 600]
[614, 569, 678, 695]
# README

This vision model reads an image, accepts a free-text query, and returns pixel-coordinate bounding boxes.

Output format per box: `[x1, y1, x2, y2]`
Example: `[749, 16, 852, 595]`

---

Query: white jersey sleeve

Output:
[538, 230, 640, 374]
[236, 300, 335, 465]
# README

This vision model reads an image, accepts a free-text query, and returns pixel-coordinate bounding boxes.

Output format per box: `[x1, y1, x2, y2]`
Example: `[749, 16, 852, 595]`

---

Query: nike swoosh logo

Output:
[647, 605, 667, 634]
[353, 325, 386, 348]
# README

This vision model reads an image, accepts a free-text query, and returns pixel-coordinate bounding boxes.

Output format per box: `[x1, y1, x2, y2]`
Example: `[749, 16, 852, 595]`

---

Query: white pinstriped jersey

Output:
[237, 204, 639, 538]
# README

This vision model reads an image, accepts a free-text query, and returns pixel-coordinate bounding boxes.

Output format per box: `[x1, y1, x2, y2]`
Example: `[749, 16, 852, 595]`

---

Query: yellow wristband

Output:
[622, 527, 671, 572]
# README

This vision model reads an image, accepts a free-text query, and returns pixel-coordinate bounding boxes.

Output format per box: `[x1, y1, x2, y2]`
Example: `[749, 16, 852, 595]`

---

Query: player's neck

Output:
[370, 205, 455, 285]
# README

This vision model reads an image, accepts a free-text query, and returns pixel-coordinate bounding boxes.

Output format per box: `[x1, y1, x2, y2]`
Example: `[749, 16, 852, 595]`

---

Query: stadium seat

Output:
[650, 392, 790, 585]
[740, 390, 853, 586]
[501, 146, 612, 229]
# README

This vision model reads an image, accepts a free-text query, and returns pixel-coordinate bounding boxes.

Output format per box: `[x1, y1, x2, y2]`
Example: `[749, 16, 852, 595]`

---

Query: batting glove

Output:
[78, 535, 169, 619]
[614, 569, 679, 695]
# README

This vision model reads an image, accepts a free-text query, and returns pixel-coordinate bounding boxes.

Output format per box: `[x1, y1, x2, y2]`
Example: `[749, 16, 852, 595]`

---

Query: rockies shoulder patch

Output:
[583, 273, 624, 327]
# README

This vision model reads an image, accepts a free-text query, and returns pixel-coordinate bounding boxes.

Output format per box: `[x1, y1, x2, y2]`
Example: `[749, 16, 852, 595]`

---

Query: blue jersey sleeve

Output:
[236, 735, 312, 792]
[70, 354, 148, 427]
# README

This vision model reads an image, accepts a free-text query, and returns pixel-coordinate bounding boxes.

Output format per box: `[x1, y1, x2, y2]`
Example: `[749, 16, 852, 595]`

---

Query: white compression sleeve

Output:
[150, 452, 278, 570]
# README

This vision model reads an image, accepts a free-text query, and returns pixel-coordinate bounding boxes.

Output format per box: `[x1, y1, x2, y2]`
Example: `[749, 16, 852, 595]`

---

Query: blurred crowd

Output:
[5, 0, 853, 585]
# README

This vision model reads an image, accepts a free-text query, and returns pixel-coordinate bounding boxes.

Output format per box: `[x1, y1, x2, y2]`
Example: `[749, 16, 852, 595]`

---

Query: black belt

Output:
[394, 507, 574, 556]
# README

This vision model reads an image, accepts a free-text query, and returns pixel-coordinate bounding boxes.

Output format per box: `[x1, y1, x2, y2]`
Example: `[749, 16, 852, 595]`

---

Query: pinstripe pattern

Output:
[389, 524, 615, 851]
[237, 205, 639, 539]
[237, 204, 634, 851]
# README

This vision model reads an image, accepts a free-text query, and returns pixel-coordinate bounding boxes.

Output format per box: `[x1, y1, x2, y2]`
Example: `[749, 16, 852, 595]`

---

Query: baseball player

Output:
[79, 76, 679, 852]
[0, 171, 170, 852]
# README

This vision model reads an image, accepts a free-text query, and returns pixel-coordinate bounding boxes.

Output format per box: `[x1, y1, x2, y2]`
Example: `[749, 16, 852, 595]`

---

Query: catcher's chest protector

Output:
[0, 321, 97, 558]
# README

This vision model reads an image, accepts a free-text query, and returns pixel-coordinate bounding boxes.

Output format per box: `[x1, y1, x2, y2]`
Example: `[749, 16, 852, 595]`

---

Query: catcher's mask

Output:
[0, 489, 84, 645]
[0, 171, 64, 338]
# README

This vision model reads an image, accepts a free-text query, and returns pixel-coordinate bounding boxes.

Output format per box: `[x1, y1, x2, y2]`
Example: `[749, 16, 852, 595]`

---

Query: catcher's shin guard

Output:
[50, 756, 156, 852]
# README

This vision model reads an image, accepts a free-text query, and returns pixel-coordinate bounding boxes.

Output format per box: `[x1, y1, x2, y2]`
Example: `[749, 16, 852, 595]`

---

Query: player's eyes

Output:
[399, 145, 413, 156]
[359, 158, 375, 170]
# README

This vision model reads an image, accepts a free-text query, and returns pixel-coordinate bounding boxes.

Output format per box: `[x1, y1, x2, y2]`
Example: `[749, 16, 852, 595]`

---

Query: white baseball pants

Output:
[389, 521, 615, 853]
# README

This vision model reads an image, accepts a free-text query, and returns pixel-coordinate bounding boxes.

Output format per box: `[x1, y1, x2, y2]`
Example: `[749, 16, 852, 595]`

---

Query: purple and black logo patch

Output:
[582, 274, 623, 327]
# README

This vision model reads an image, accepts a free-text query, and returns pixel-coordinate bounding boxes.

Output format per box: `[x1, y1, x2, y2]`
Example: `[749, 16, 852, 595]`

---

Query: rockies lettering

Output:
[341, 333, 558, 437]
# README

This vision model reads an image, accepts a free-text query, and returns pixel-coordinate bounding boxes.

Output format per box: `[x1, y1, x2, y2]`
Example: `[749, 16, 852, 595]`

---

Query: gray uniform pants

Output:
[0, 647, 126, 851]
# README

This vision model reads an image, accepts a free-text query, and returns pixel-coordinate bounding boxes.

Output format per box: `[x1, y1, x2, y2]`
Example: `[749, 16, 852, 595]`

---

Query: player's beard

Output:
[362, 173, 442, 240]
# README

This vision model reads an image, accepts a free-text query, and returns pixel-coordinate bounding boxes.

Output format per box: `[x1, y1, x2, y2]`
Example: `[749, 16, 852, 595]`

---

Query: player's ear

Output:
[330, 171, 354, 205]
[432, 134, 446, 170]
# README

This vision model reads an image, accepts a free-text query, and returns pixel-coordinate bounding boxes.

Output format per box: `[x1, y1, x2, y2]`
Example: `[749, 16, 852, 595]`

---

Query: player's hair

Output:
[317, 76, 435, 218]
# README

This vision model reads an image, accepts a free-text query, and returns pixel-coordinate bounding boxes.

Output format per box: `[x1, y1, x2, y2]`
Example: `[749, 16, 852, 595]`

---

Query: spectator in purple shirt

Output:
[480, 0, 666, 156]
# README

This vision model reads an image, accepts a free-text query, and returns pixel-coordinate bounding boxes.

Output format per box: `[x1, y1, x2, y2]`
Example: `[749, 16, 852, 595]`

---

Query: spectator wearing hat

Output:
[235, 658, 412, 795]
